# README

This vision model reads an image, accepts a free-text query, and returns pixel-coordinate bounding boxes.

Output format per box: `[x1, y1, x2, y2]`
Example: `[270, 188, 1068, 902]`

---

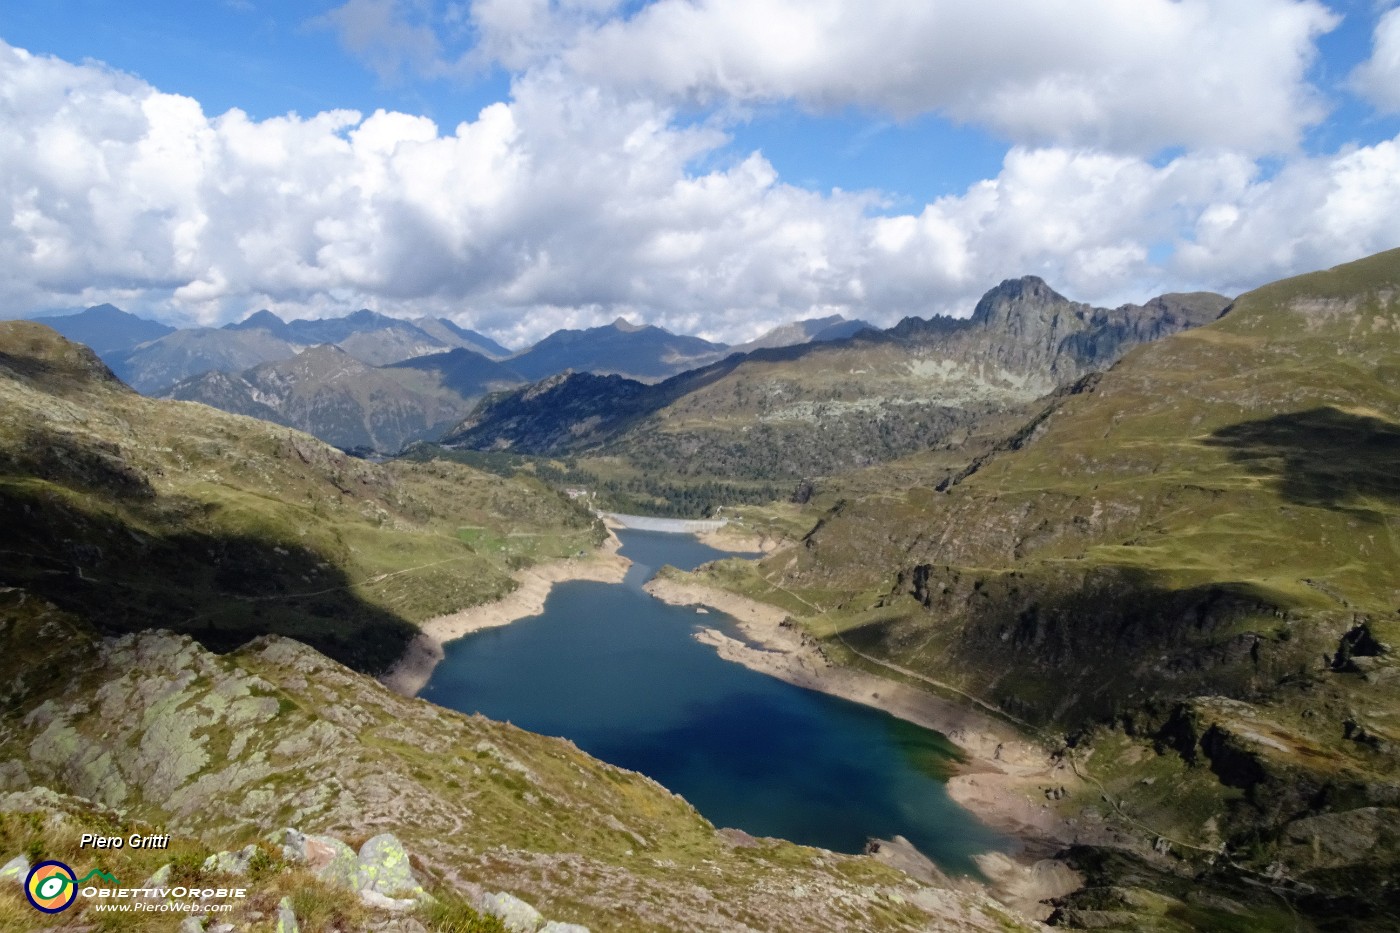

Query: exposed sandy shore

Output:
[694, 525, 787, 555]
[642, 576, 1093, 864]
[381, 535, 630, 697]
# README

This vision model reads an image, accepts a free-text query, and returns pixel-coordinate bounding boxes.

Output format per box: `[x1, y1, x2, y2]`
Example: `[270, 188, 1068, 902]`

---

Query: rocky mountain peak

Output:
[612, 316, 646, 333]
[227, 309, 290, 334]
[969, 276, 1071, 328]
[82, 303, 125, 318]
[345, 308, 395, 326]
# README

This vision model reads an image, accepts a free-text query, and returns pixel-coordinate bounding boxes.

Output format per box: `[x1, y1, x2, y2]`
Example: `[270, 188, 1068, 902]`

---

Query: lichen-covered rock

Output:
[276, 895, 299, 933]
[179, 917, 205, 933]
[480, 891, 542, 932]
[202, 844, 259, 876]
[539, 923, 591, 933]
[144, 863, 173, 887]
[0, 855, 29, 884]
[355, 833, 422, 898]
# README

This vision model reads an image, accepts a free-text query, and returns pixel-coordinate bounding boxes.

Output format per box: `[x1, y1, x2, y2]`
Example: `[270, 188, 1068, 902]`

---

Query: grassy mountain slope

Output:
[690, 249, 1400, 922]
[0, 321, 600, 674]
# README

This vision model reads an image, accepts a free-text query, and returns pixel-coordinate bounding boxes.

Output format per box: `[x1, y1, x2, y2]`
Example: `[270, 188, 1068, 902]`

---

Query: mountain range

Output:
[442, 278, 1229, 514]
[30, 302, 176, 355]
[163, 343, 525, 453]
[6, 305, 904, 454]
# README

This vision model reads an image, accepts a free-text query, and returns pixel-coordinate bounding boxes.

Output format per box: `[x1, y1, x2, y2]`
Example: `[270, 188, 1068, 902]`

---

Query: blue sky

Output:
[2, 1, 1399, 344]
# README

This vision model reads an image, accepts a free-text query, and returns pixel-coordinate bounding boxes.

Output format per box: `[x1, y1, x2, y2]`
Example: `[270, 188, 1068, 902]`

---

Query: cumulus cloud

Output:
[2, 36, 1399, 346]
[516, 0, 1339, 155]
[1352, 5, 1400, 112]
[317, 0, 1336, 154]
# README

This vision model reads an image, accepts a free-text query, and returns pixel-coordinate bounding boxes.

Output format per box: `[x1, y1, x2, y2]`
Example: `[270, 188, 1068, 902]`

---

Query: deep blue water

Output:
[421, 529, 1009, 873]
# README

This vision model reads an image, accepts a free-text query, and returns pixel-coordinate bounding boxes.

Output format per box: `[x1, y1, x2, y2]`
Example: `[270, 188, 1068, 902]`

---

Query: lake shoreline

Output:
[641, 576, 1090, 860]
[379, 531, 631, 697]
[384, 524, 1091, 918]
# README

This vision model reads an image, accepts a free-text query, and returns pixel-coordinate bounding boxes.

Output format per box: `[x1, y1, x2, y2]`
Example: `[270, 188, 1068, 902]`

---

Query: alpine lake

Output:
[422, 528, 1010, 874]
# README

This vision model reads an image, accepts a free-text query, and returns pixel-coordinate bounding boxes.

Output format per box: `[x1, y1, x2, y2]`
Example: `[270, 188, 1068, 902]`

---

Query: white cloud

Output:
[542, 0, 1339, 155]
[317, 0, 1336, 155]
[1352, 5, 1400, 112]
[1172, 138, 1400, 290]
[3, 38, 1399, 348]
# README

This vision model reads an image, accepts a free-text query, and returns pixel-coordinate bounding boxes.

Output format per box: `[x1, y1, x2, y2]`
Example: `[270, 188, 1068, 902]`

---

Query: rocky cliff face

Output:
[887, 276, 1228, 392]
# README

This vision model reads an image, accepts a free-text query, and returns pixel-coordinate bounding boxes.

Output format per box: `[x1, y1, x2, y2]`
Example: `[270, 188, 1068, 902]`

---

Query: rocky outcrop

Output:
[0, 619, 1040, 932]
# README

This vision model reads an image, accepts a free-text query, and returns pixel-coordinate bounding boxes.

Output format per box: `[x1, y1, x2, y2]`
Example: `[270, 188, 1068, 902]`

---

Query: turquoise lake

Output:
[421, 528, 1009, 873]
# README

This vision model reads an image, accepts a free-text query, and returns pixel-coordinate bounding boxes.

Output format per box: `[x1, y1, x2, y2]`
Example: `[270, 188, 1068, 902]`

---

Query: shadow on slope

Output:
[1204, 407, 1400, 512]
[0, 481, 418, 673]
[855, 562, 1322, 729]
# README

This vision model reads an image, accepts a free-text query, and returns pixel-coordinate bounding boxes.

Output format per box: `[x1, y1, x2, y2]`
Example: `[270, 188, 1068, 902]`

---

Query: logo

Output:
[24, 861, 122, 914]
[25, 861, 78, 913]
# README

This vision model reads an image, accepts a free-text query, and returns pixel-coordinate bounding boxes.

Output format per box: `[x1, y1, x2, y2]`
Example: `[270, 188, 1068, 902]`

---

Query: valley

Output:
[3, 251, 1398, 932]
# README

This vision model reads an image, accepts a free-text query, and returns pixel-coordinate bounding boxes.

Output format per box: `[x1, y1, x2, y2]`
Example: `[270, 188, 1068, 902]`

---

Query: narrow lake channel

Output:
[421, 528, 1010, 874]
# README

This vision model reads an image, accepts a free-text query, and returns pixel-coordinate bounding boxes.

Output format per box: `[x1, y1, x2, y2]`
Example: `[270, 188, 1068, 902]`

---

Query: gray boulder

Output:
[355, 833, 423, 898]
[480, 891, 542, 932]
[201, 844, 259, 876]
[0, 855, 28, 884]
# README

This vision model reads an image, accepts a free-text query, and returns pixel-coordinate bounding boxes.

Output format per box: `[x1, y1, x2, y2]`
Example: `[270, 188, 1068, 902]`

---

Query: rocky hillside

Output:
[0, 605, 1033, 932]
[441, 280, 1226, 515]
[687, 249, 1400, 927]
[0, 321, 599, 674]
[164, 344, 524, 454]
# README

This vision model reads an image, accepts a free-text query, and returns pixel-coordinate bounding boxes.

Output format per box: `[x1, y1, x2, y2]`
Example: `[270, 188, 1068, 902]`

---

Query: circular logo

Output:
[25, 860, 78, 913]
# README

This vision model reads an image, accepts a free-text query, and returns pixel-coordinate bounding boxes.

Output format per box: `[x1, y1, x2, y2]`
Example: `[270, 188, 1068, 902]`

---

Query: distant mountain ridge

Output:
[442, 279, 1230, 507]
[730, 314, 875, 354]
[29, 303, 175, 356]
[8, 305, 519, 394]
[12, 306, 888, 401]
[506, 317, 729, 382]
[164, 343, 524, 453]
